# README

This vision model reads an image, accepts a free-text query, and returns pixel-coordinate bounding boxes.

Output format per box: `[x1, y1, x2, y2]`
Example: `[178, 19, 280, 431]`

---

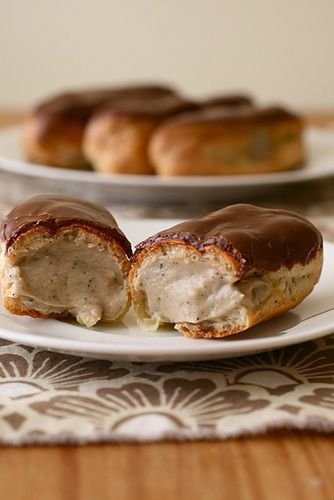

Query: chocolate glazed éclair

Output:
[134, 204, 323, 277]
[0, 195, 132, 257]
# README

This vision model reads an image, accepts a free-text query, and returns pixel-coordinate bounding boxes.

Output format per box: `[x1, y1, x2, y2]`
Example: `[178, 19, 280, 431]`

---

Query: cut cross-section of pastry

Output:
[0, 195, 132, 327]
[130, 204, 323, 338]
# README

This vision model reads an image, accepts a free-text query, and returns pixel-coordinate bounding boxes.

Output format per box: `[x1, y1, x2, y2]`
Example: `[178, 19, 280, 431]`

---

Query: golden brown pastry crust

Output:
[149, 106, 305, 176]
[83, 96, 198, 175]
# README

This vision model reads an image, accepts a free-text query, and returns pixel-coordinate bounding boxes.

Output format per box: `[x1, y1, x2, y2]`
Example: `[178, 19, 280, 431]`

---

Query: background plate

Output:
[1, 126, 334, 203]
[0, 219, 332, 362]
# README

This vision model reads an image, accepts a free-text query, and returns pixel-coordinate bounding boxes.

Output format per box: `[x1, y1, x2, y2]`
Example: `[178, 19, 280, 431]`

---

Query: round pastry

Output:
[149, 106, 305, 176]
[22, 85, 178, 170]
[0, 195, 132, 327]
[83, 95, 198, 175]
[130, 204, 323, 338]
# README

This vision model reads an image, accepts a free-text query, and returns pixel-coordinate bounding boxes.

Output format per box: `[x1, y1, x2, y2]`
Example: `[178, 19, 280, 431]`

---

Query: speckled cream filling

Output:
[2, 232, 128, 327]
[132, 244, 275, 330]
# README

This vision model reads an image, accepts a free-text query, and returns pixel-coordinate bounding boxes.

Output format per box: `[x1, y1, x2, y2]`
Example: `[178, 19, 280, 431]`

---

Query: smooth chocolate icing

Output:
[1, 195, 132, 257]
[201, 94, 253, 109]
[135, 204, 322, 276]
[92, 95, 199, 120]
[164, 105, 301, 127]
[33, 85, 179, 138]
[36, 85, 177, 117]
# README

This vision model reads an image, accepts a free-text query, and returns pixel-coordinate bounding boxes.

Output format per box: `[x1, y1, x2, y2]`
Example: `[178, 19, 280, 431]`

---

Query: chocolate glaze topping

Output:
[1, 195, 132, 257]
[36, 85, 177, 118]
[135, 204, 322, 277]
[163, 105, 301, 127]
[91, 95, 199, 120]
[201, 94, 253, 109]
[33, 85, 179, 139]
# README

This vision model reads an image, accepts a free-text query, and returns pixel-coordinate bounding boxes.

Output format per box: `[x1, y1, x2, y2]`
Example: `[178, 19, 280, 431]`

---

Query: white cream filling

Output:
[4, 236, 127, 327]
[138, 257, 239, 329]
[136, 253, 275, 331]
[135, 245, 320, 333]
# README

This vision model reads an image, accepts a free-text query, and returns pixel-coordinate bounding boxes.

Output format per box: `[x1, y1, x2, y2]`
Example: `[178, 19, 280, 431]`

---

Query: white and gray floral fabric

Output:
[1, 171, 334, 444]
[1, 334, 334, 445]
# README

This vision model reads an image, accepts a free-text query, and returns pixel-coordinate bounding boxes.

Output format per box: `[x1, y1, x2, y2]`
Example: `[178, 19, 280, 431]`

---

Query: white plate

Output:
[0, 219, 333, 362]
[0, 126, 334, 203]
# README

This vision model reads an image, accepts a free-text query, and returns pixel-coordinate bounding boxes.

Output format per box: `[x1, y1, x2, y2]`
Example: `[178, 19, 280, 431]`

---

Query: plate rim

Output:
[0, 125, 334, 188]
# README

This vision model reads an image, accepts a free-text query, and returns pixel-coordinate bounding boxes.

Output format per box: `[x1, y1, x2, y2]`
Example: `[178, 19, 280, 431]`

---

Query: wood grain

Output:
[0, 433, 333, 500]
[0, 112, 334, 500]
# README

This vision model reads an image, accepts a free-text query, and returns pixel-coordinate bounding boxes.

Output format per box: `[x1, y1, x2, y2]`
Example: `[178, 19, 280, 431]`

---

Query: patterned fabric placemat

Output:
[1, 334, 334, 445]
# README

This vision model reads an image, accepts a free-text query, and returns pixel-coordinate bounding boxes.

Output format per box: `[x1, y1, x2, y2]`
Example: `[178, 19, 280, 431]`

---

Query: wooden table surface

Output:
[0, 112, 334, 500]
